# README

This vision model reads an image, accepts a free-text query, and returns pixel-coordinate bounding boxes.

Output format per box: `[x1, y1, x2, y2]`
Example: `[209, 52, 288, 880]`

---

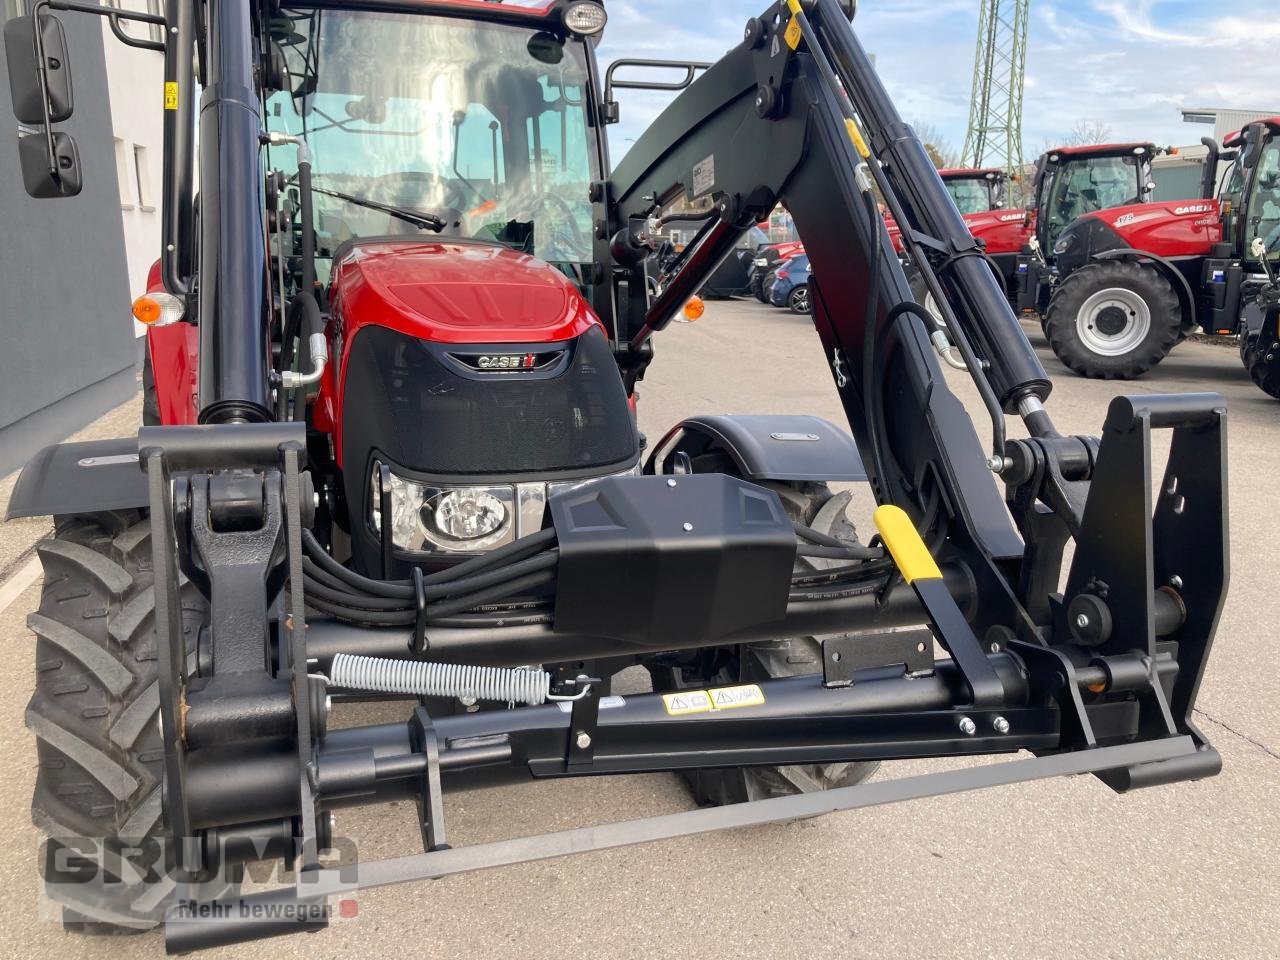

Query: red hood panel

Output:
[332, 240, 599, 344]
[1085, 199, 1222, 258]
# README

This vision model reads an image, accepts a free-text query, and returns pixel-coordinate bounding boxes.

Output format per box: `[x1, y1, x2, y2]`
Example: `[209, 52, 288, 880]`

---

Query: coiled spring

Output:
[330, 653, 554, 706]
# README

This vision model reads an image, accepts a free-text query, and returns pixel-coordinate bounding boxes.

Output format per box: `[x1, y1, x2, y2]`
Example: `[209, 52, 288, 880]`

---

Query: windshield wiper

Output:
[311, 185, 445, 232]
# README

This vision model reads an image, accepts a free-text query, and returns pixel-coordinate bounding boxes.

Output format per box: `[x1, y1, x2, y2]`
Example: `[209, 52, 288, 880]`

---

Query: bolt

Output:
[958, 716, 977, 736]
[993, 716, 1010, 734]
[1075, 612, 1090, 629]
[989, 642, 1000, 653]
[682, 522, 693, 532]
[1168, 575, 1183, 589]
[576, 731, 592, 749]
[667, 478, 677, 487]
[459, 695, 477, 708]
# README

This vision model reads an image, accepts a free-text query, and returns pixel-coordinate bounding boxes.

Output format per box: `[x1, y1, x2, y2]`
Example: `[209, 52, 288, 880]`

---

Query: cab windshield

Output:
[945, 178, 995, 214]
[1245, 138, 1280, 260]
[1042, 154, 1142, 248]
[265, 9, 598, 277]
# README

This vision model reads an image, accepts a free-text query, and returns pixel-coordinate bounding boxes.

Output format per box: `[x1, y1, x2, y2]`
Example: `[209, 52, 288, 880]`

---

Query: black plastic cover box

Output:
[549, 474, 796, 649]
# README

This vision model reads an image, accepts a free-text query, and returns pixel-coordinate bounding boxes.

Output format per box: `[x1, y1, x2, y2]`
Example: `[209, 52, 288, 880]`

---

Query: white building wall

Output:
[101, 0, 166, 346]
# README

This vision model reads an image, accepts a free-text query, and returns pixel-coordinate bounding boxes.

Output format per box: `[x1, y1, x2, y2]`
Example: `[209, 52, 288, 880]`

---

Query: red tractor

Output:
[2, 0, 1228, 947]
[1039, 123, 1280, 384]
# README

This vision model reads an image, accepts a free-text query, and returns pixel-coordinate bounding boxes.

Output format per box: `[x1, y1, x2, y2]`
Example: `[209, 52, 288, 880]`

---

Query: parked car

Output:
[750, 240, 804, 301]
[768, 254, 812, 313]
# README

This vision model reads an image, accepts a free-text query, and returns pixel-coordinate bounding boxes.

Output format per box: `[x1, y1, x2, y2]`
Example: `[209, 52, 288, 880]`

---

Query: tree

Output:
[1064, 119, 1113, 147]
[912, 121, 960, 169]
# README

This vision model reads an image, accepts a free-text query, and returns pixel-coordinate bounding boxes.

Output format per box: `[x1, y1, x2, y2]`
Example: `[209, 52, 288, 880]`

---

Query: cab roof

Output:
[1046, 142, 1155, 160]
[1223, 117, 1280, 148]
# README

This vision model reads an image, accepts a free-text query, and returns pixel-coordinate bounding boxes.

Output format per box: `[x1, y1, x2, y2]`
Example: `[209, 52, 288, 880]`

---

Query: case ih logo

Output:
[1174, 203, 1214, 216]
[477, 354, 537, 370]
[453, 349, 565, 373]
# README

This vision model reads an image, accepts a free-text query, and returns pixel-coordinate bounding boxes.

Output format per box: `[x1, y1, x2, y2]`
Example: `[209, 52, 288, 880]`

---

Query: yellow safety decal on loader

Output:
[662, 684, 766, 715]
[662, 690, 713, 715]
[164, 82, 179, 110]
[784, 14, 802, 49]
[707, 683, 766, 710]
[873, 504, 942, 584]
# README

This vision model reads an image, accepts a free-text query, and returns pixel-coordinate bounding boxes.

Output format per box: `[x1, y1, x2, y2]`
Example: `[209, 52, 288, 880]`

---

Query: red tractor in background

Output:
[1040, 121, 1280, 390]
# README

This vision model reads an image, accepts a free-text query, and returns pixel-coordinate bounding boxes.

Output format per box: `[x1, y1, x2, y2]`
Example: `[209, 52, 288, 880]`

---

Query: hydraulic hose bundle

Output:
[302, 522, 890, 630]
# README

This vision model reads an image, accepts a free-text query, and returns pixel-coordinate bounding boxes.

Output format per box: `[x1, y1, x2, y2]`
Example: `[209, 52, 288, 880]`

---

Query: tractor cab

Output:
[1032, 142, 1155, 255]
[937, 167, 1007, 214]
[1014, 141, 1155, 314]
[1224, 118, 1280, 264]
[262, 4, 606, 293]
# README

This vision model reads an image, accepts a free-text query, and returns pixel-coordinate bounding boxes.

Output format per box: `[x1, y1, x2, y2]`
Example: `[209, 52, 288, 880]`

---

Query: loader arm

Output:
[609, 0, 1052, 643]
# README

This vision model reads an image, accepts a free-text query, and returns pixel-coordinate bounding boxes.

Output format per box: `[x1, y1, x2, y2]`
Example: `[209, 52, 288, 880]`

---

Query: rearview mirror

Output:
[19, 130, 82, 198]
[1241, 123, 1266, 170]
[4, 13, 74, 124]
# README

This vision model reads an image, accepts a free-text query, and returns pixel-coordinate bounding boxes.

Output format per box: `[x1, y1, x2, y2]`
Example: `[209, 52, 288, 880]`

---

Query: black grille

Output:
[342, 325, 639, 478]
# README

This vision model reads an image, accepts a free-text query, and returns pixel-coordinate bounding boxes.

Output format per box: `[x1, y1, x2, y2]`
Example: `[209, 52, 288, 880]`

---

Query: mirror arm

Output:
[29, 1, 58, 180]
[602, 58, 712, 125]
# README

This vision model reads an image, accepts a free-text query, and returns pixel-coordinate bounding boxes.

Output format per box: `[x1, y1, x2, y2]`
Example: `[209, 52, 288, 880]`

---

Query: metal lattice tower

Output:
[961, 0, 1029, 177]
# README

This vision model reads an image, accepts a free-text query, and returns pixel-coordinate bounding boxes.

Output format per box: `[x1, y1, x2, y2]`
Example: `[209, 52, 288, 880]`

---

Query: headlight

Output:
[563, 2, 607, 35]
[1053, 233, 1077, 256]
[371, 466, 516, 553]
[371, 461, 642, 555]
[432, 488, 508, 542]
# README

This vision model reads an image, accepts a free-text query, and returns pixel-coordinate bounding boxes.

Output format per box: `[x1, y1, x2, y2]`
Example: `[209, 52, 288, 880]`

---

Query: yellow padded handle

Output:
[873, 505, 942, 584]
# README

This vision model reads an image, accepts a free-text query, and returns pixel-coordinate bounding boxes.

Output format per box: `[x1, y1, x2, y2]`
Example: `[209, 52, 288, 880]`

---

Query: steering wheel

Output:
[517, 191, 588, 257]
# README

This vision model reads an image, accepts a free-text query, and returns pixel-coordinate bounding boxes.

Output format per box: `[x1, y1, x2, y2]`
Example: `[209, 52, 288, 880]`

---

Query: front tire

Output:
[1241, 332, 1280, 399]
[27, 511, 229, 931]
[1043, 261, 1181, 379]
[648, 483, 879, 807]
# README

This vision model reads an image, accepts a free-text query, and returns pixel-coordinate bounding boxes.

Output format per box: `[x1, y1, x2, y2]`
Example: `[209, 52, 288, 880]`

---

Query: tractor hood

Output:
[330, 238, 599, 345]
[1070, 199, 1222, 260]
[961, 208, 1035, 256]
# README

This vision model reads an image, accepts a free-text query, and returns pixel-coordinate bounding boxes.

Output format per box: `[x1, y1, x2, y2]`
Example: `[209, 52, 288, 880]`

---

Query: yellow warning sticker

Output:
[662, 684, 766, 716]
[784, 15, 802, 50]
[662, 690, 713, 715]
[708, 683, 766, 710]
[164, 82, 179, 110]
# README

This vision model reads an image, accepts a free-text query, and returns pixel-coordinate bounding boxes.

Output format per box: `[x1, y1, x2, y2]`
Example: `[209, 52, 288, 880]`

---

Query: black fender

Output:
[4, 437, 147, 520]
[645, 415, 867, 483]
[1092, 248, 1198, 332]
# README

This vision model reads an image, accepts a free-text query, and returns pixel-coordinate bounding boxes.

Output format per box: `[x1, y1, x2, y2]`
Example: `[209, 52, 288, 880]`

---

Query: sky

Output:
[595, 0, 1280, 164]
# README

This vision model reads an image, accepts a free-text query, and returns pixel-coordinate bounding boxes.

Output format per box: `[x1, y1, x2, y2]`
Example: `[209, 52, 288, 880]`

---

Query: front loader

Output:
[3, 0, 1227, 950]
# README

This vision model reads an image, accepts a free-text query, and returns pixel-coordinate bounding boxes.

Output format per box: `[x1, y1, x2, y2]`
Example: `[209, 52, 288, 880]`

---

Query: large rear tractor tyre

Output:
[648, 483, 879, 807]
[26, 511, 231, 932]
[1241, 333, 1280, 399]
[1043, 261, 1181, 379]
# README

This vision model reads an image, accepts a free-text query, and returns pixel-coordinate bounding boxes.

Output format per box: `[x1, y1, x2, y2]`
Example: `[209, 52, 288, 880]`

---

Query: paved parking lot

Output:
[0, 300, 1276, 959]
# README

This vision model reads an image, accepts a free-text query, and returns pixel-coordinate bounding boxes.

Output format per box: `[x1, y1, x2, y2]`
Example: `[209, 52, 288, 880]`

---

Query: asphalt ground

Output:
[0, 302, 1276, 959]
